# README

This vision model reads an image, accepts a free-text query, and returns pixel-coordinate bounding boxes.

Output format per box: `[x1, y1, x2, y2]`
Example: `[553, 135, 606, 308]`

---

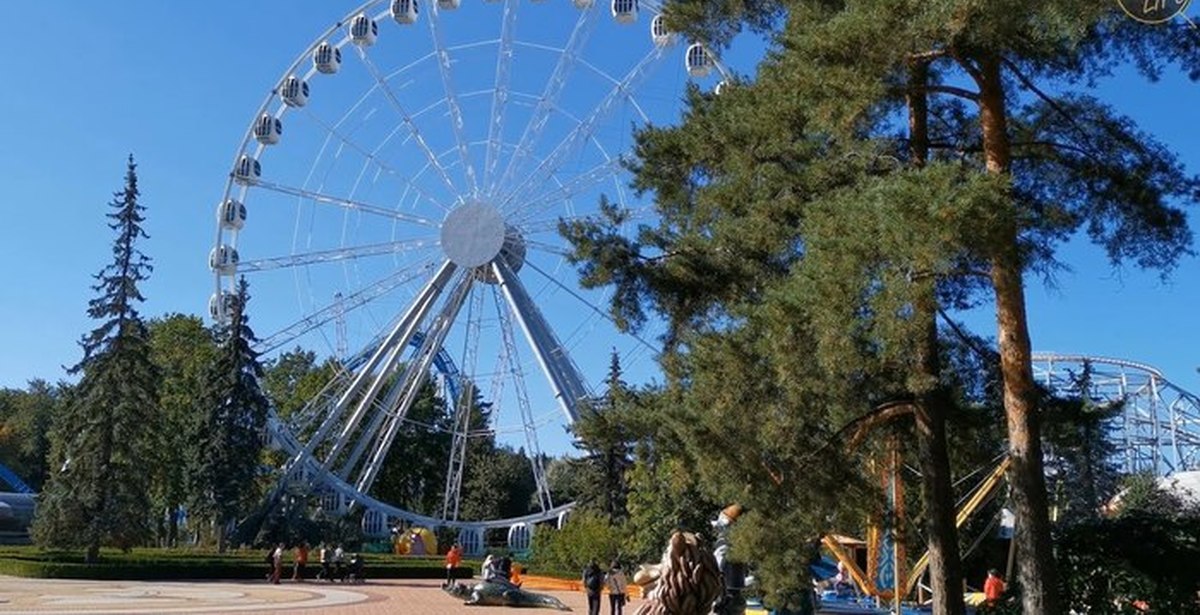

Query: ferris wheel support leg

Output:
[320, 272, 453, 474]
[282, 261, 458, 486]
[492, 260, 590, 424]
[354, 273, 475, 498]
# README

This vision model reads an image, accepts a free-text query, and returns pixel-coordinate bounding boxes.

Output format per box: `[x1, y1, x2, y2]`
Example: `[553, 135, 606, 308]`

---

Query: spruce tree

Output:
[190, 278, 270, 552]
[32, 155, 159, 563]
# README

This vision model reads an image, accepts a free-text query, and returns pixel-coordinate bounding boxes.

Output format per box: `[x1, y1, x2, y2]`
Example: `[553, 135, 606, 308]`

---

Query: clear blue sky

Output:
[1, 0, 1197, 410]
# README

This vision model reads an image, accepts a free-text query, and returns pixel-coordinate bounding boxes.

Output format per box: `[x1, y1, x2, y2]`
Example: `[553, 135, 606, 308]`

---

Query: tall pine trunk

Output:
[976, 55, 1061, 615]
[908, 62, 966, 615]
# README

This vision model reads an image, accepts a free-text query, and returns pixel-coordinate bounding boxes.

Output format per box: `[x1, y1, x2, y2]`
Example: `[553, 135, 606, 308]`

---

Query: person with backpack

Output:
[604, 560, 628, 615]
[583, 560, 604, 615]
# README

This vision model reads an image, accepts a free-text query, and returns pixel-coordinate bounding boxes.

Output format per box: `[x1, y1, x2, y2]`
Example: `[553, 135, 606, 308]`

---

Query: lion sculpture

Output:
[632, 531, 723, 615]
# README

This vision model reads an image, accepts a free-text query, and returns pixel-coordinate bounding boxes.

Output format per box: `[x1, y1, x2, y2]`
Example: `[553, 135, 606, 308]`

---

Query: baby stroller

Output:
[346, 553, 366, 584]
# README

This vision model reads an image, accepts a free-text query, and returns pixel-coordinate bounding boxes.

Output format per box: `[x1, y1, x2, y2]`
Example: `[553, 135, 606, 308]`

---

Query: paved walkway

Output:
[0, 577, 629, 614]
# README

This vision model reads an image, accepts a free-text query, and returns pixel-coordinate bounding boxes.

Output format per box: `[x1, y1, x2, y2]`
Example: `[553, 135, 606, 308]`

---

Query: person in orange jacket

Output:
[510, 562, 524, 588]
[444, 542, 463, 585]
[984, 569, 1006, 605]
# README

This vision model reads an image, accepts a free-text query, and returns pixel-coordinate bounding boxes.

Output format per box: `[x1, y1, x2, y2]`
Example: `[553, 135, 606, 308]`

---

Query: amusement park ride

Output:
[209, 0, 731, 555]
[205, 0, 1200, 577]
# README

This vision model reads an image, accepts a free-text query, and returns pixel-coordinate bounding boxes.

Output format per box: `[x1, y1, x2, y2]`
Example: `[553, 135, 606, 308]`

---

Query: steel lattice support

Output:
[1030, 353, 1200, 474]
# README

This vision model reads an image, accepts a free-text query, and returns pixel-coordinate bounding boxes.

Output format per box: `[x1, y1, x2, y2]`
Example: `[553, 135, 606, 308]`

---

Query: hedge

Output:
[0, 547, 475, 581]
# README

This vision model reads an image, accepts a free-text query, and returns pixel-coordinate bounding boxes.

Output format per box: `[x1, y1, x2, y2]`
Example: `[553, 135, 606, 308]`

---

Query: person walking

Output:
[583, 561, 604, 615]
[604, 560, 628, 615]
[333, 544, 346, 582]
[269, 543, 285, 584]
[292, 542, 309, 582]
[318, 543, 332, 581]
[444, 542, 463, 585]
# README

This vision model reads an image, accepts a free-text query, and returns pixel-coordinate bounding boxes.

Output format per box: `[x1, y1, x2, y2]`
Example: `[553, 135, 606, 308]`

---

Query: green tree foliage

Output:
[584, 3, 1199, 611]
[372, 379, 453, 517]
[569, 351, 635, 522]
[147, 314, 217, 546]
[1054, 475, 1200, 613]
[190, 279, 270, 552]
[33, 156, 160, 562]
[0, 380, 66, 491]
[261, 348, 341, 423]
[459, 445, 538, 522]
[1040, 364, 1122, 525]
[530, 509, 625, 575]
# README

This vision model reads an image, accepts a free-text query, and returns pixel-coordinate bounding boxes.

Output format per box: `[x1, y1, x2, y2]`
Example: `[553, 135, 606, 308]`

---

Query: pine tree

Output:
[32, 156, 159, 563]
[190, 278, 270, 552]
[650, 3, 1198, 611]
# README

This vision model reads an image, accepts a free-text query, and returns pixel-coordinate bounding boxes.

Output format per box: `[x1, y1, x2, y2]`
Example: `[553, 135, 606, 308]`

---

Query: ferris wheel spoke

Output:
[482, 0, 520, 196]
[511, 156, 625, 224]
[522, 257, 659, 354]
[355, 271, 476, 496]
[493, 259, 590, 423]
[497, 43, 672, 213]
[351, 45, 462, 198]
[492, 10, 599, 200]
[252, 179, 439, 227]
[300, 107, 451, 212]
[443, 280, 487, 521]
[426, 4, 479, 198]
[494, 287, 554, 512]
[239, 238, 439, 273]
[255, 261, 438, 356]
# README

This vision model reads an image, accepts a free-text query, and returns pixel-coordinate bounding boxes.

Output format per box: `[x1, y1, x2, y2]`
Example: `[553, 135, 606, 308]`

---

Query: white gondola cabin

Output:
[254, 114, 282, 145]
[651, 15, 673, 46]
[391, 0, 419, 24]
[437, 0, 460, 9]
[350, 13, 378, 46]
[685, 42, 713, 77]
[208, 291, 240, 321]
[209, 245, 240, 274]
[572, 0, 594, 7]
[234, 155, 261, 184]
[281, 76, 309, 107]
[715, 80, 730, 96]
[218, 199, 246, 231]
[314, 42, 342, 74]
[611, 0, 637, 23]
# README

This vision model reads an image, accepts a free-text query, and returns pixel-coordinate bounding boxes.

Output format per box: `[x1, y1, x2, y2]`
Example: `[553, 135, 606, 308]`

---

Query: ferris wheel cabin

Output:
[685, 43, 713, 77]
[437, 0, 461, 10]
[350, 13, 379, 46]
[651, 15, 673, 46]
[391, 0, 419, 24]
[208, 291, 239, 321]
[313, 42, 342, 74]
[573, 0, 594, 8]
[254, 114, 282, 145]
[611, 0, 637, 24]
[281, 76, 309, 108]
[209, 245, 240, 275]
[233, 155, 261, 184]
[217, 199, 246, 231]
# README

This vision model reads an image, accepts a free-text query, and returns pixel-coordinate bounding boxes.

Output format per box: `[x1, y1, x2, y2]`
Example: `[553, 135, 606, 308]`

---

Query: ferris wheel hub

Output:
[440, 202, 507, 268]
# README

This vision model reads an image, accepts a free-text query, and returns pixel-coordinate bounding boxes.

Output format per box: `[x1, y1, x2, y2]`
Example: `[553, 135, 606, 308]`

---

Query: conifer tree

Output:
[570, 350, 635, 521]
[190, 278, 270, 552]
[32, 156, 159, 563]
[639, 3, 1198, 612]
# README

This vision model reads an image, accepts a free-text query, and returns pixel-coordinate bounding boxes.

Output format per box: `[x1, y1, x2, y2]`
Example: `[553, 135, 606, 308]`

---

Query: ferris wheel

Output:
[209, 0, 730, 549]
